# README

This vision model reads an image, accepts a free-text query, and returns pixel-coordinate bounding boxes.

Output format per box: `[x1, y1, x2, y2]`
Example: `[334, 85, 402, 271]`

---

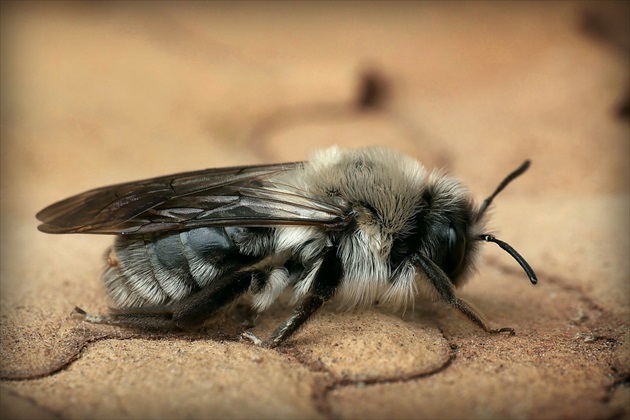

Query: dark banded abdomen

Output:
[103, 227, 270, 307]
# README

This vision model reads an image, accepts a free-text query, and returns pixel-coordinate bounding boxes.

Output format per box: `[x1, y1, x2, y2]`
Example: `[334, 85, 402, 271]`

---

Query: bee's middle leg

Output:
[242, 246, 343, 348]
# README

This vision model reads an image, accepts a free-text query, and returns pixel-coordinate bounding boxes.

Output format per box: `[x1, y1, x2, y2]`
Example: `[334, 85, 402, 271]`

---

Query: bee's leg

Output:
[243, 246, 343, 348]
[413, 254, 515, 335]
[170, 269, 255, 328]
[78, 270, 256, 331]
[269, 294, 329, 347]
[241, 294, 327, 347]
[75, 306, 178, 330]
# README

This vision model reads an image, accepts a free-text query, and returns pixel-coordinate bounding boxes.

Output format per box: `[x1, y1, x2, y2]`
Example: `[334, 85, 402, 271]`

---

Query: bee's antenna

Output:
[478, 234, 538, 284]
[476, 160, 531, 220]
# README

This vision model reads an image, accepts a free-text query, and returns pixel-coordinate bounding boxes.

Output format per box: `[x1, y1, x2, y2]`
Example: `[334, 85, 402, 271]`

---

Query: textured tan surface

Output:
[1, 2, 629, 419]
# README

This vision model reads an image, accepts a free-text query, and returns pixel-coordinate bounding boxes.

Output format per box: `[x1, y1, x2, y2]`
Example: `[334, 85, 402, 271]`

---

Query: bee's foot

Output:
[240, 331, 270, 347]
[73, 306, 110, 324]
[490, 326, 516, 336]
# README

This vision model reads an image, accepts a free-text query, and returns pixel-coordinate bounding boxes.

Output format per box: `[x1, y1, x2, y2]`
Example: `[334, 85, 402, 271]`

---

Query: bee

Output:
[37, 146, 537, 347]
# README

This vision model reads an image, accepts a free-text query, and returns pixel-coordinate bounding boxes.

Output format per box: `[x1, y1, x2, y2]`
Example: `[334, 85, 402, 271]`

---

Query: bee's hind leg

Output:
[75, 269, 256, 331]
[74, 306, 106, 324]
[74, 305, 179, 330]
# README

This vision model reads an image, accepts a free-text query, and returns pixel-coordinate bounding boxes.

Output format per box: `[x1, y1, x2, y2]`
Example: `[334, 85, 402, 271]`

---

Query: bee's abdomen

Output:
[103, 227, 267, 307]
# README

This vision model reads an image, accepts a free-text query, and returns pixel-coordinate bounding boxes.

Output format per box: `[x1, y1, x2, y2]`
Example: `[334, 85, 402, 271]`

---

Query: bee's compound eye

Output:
[448, 226, 457, 249]
[444, 225, 466, 278]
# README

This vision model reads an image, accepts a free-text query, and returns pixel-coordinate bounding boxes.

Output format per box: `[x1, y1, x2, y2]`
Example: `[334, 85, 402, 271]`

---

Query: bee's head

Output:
[392, 161, 537, 288]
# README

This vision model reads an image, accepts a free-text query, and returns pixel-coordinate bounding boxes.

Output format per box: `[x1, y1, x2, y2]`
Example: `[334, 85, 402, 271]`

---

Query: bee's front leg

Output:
[414, 253, 516, 335]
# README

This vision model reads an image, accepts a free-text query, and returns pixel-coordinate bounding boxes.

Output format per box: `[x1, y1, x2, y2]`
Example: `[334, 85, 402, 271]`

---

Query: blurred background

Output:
[1, 2, 628, 419]
[2, 1, 627, 202]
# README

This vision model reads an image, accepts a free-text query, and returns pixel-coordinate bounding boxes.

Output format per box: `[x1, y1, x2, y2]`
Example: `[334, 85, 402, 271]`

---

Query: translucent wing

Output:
[36, 162, 352, 235]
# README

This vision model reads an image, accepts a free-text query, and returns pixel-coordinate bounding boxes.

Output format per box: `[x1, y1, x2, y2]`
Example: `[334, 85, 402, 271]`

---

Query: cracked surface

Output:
[1, 2, 629, 419]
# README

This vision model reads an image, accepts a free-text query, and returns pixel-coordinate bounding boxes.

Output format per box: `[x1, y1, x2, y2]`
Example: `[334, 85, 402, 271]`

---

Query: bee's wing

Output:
[37, 162, 352, 235]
